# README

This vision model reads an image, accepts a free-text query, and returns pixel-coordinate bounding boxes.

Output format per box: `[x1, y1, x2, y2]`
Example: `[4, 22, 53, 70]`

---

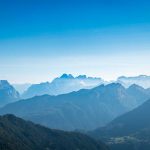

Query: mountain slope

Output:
[89, 98, 150, 150]
[0, 114, 108, 150]
[0, 80, 20, 107]
[126, 84, 150, 105]
[22, 82, 51, 98]
[22, 74, 104, 99]
[0, 83, 149, 131]
[91, 99, 150, 139]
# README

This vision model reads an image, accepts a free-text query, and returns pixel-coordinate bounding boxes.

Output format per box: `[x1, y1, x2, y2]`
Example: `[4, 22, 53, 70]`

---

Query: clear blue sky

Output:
[0, 0, 150, 83]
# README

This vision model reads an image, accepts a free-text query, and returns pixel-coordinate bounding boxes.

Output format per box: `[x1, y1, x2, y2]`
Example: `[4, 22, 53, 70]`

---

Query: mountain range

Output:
[1, 75, 150, 149]
[22, 74, 105, 99]
[19, 74, 150, 99]
[0, 83, 149, 131]
[0, 114, 108, 150]
[0, 80, 20, 107]
[117, 75, 150, 88]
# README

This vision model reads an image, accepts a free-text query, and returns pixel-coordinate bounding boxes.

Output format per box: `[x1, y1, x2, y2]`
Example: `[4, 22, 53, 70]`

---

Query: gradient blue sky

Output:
[0, 0, 150, 83]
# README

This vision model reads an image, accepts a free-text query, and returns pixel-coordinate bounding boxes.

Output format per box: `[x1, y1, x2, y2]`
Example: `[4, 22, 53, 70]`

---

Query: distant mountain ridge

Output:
[0, 80, 20, 107]
[22, 74, 105, 99]
[0, 114, 108, 150]
[0, 83, 149, 131]
[117, 75, 150, 88]
[22, 74, 150, 99]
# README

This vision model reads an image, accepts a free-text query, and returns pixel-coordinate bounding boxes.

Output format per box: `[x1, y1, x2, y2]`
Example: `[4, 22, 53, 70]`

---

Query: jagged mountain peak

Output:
[59, 74, 102, 80]
[0, 80, 11, 89]
[77, 75, 87, 79]
[60, 73, 74, 79]
[0, 80, 20, 106]
[97, 83, 125, 91]
[23, 74, 105, 99]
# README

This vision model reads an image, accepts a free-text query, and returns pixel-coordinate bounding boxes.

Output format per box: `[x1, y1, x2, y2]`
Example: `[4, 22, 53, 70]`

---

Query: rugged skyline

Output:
[0, 0, 150, 83]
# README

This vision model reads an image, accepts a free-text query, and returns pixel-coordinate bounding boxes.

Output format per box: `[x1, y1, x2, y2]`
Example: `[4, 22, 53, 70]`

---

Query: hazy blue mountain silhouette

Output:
[0, 83, 149, 131]
[117, 75, 150, 88]
[0, 80, 20, 107]
[22, 74, 105, 99]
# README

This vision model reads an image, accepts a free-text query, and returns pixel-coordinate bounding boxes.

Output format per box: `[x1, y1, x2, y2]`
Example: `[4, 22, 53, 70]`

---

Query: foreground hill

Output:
[0, 114, 108, 150]
[90, 99, 150, 150]
[0, 83, 149, 131]
[0, 80, 20, 107]
[22, 74, 104, 99]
